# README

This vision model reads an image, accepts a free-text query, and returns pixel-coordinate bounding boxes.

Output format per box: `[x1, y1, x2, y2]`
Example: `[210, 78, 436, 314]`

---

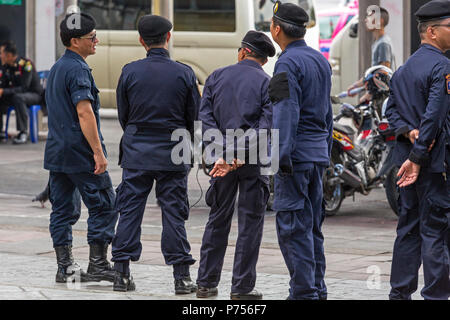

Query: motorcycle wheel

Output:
[385, 167, 400, 217]
[324, 182, 344, 217]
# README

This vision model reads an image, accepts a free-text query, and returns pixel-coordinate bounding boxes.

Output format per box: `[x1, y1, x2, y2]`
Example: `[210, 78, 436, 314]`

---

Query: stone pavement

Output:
[0, 117, 426, 300]
[0, 193, 424, 300]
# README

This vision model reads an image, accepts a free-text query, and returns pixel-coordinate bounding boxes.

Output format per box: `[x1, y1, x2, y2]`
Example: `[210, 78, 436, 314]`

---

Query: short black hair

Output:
[417, 18, 440, 39]
[272, 17, 306, 39]
[380, 7, 390, 27]
[1, 40, 17, 55]
[143, 33, 168, 47]
[241, 45, 267, 63]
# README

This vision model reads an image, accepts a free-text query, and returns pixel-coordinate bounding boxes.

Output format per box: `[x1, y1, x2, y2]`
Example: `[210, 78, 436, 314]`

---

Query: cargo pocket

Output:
[424, 196, 450, 232]
[205, 179, 218, 208]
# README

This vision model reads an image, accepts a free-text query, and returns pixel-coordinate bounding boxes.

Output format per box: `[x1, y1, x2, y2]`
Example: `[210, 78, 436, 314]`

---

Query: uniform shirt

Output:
[199, 59, 272, 163]
[116, 48, 200, 171]
[372, 35, 394, 67]
[385, 43, 450, 173]
[44, 49, 106, 173]
[0, 57, 43, 95]
[271, 40, 333, 171]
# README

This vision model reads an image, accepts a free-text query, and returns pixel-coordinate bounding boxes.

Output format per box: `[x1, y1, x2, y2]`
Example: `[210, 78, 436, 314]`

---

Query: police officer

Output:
[111, 15, 200, 294]
[0, 41, 43, 144]
[385, 0, 450, 300]
[196, 31, 275, 300]
[268, 1, 333, 300]
[45, 13, 118, 283]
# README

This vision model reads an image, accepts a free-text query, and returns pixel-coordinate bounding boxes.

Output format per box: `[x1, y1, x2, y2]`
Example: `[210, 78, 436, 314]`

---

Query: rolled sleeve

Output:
[68, 69, 94, 107]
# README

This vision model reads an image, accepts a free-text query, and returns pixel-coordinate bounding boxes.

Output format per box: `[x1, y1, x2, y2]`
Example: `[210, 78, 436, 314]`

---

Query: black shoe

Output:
[230, 290, 263, 300]
[174, 276, 197, 294]
[113, 271, 136, 292]
[54, 245, 89, 283]
[196, 286, 218, 298]
[86, 243, 116, 282]
[12, 132, 28, 144]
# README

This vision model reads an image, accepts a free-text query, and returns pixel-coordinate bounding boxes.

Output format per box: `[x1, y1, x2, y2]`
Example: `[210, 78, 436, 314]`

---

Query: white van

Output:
[79, 0, 319, 108]
[328, 14, 359, 106]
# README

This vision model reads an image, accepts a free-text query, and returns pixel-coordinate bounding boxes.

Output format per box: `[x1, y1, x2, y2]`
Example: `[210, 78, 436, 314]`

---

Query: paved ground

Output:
[0, 115, 425, 300]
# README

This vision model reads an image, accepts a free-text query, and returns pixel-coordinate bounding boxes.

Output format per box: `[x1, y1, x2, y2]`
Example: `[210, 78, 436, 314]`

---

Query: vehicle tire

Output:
[385, 167, 399, 217]
[324, 182, 344, 217]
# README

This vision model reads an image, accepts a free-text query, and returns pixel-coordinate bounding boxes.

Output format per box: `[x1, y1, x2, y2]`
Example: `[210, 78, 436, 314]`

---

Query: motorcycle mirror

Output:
[349, 22, 358, 38]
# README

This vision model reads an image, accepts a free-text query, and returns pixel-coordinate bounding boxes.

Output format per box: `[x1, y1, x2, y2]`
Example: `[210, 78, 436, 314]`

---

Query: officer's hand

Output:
[407, 129, 419, 144]
[428, 140, 436, 152]
[397, 159, 420, 188]
[231, 158, 245, 171]
[210, 158, 232, 178]
[93, 152, 108, 175]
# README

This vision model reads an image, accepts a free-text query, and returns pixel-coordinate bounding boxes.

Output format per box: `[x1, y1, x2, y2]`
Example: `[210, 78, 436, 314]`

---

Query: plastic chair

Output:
[4, 70, 49, 143]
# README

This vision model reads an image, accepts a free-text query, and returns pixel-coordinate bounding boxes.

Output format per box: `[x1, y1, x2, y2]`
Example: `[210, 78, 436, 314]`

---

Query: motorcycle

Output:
[323, 85, 399, 216]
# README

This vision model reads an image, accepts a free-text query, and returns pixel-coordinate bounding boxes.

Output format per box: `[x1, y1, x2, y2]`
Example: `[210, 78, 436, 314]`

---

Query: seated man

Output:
[0, 41, 43, 144]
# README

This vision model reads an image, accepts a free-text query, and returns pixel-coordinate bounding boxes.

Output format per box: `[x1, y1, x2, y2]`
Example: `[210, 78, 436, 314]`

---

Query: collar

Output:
[238, 59, 263, 70]
[420, 43, 446, 55]
[146, 48, 170, 58]
[65, 49, 87, 63]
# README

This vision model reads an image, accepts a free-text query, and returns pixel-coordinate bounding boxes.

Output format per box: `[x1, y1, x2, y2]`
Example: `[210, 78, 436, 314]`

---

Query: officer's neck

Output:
[279, 37, 303, 51]
[67, 47, 88, 60]
[421, 39, 446, 53]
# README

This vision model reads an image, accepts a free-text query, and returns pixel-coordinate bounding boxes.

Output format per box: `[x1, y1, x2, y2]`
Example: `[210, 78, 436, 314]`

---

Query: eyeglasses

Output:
[79, 33, 97, 42]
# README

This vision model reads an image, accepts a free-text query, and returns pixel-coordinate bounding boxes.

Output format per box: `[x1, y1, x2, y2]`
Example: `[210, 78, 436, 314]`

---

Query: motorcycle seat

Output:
[334, 123, 356, 136]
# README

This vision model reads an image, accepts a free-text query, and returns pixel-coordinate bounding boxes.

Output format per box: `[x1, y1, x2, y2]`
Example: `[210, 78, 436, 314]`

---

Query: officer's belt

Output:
[126, 124, 186, 134]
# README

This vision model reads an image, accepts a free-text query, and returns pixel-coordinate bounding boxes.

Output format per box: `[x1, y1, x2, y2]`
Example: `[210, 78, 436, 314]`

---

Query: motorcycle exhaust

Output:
[334, 164, 364, 189]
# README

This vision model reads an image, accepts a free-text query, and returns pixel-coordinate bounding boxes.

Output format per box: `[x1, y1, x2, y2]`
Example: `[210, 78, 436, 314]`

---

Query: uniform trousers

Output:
[0, 92, 41, 133]
[111, 169, 196, 279]
[389, 168, 450, 300]
[274, 163, 327, 300]
[197, 165, 270, 293]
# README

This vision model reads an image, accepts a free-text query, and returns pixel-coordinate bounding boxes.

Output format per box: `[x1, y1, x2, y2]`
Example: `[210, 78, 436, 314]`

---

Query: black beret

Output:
[415, 0, 450, 23]
[138, 15, 173, 41]
[272, 0, 309, 27]
[242, 31, 276, 58]
[60, 13, 96, 44]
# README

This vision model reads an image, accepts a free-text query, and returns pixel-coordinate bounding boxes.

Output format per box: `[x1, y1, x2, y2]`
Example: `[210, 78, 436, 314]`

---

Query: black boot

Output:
[175, 276, 197, 294]
[113, 271, 136, 292]
[54, 245, 89, 283]
[86, 243, 116, 282]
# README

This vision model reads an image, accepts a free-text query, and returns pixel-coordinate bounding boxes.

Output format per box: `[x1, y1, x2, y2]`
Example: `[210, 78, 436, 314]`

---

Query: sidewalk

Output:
[0, 193, 423, 300]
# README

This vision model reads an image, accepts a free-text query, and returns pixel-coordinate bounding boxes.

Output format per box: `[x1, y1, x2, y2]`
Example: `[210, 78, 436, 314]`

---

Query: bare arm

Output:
[76, 100, 107, 175]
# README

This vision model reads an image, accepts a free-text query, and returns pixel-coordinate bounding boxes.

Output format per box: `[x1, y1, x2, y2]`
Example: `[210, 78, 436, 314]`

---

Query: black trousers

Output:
[0, 92, 42, 133]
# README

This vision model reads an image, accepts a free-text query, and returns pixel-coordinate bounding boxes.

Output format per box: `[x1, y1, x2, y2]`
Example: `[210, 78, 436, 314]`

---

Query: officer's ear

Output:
[139, 36, 149, 51]
[166, 31, 172, 44]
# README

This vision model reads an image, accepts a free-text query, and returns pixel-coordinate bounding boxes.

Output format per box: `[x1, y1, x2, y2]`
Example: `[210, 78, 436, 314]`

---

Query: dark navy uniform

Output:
[197, 45, 273, 295]
[111, 47, 200, 279]
[269, 1, 333, 300]
[44, 49, 117, 247]
[385, 3, 450, 298]
[0, 56, 43, 137]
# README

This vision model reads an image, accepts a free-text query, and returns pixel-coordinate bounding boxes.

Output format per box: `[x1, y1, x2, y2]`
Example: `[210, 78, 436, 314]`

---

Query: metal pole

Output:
[152, 0, 173, 54]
